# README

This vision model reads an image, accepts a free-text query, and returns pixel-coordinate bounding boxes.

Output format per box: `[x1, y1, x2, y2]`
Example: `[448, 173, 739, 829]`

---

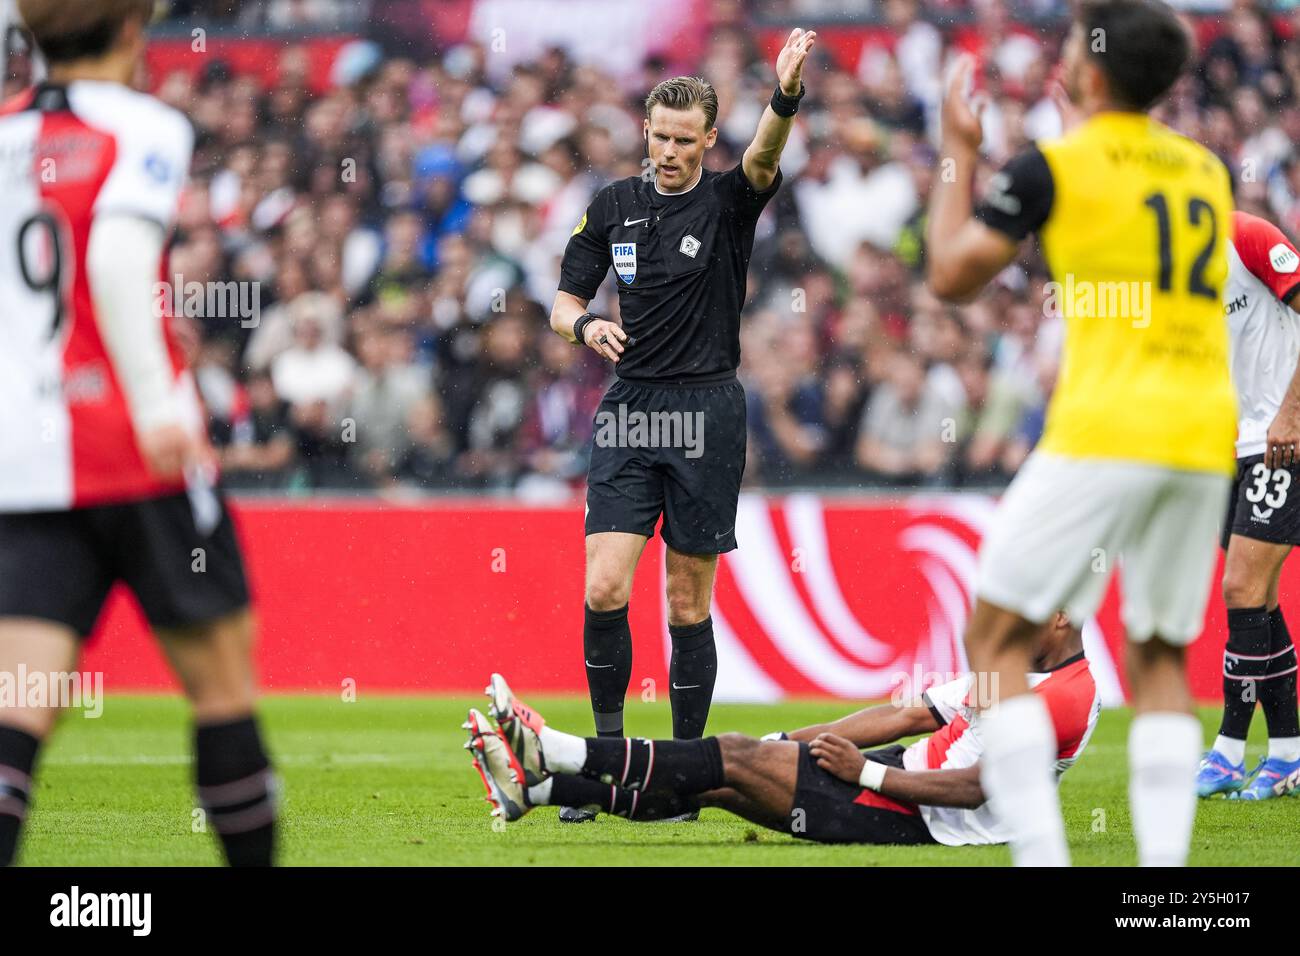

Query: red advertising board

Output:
[80, 495, 1239, 703]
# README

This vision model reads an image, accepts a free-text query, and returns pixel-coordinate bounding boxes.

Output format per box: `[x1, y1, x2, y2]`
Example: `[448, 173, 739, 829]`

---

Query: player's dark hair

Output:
[1079, 0, 1192, 111]
[645, 76, 719, 131]
[18, 0, 152, 65]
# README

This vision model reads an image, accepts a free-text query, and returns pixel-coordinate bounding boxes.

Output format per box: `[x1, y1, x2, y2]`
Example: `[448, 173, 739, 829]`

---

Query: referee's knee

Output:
[665, 584, 711, 627]
[585, 579, 631, 612]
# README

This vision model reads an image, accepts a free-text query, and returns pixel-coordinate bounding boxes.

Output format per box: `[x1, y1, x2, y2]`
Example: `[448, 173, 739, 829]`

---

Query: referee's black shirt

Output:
[558, 163, 781, 384]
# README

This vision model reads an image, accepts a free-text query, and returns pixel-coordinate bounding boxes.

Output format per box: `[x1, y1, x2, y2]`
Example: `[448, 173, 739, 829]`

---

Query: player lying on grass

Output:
[465, 615, 1099, 846]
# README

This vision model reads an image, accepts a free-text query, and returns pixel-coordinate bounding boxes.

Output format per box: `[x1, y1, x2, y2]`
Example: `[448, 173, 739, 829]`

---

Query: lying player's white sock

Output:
[980, 693, 1069, 867]
[539, 726, 588, 774]
[1212, 734, 1246, 765]
[527, 778, 554, 805]
[1130, 712, 1200, 867]
[1268, 736, 1300, 762]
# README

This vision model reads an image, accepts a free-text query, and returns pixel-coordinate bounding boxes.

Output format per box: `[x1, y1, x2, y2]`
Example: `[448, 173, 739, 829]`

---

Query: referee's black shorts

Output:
[585, 375, 746, 554]
[0, 489, 251, 637]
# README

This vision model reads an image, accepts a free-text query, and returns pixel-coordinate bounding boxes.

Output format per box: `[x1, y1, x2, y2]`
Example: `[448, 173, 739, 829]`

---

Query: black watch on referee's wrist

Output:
[572, 312, 600, 345]
[771, 82, 805, 118]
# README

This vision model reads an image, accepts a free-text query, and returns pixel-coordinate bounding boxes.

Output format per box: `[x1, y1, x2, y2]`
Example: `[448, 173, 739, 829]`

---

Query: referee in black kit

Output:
[548, 29, 816, 822]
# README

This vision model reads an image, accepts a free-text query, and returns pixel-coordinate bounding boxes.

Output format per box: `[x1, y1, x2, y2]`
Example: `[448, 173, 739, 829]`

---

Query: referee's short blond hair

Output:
[645, 76, 719, 131]
[18, 0, 154, 64]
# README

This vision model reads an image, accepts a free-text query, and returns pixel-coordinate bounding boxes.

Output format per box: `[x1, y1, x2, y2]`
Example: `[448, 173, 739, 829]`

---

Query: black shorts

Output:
[789, 743, 936, 845]
[1221, 454, 1300, 549]
[0, 489, 251, 637]
[585, 376, 746, 554]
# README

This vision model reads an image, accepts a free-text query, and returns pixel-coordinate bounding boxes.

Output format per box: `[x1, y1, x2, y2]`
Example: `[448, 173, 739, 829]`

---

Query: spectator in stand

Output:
[441, 306, 535, 487]
[515, 332, 604, 499]
[271, 299, 356, 410]
[217, 371, 298, 491]
[360, 209, 433, 314]
[856, 349, 961, 485]
[746, 350, 829, 487]
[348, 322, 434, 487]
[105, 0, 1300, 495]
[952, 351, 1023, 486]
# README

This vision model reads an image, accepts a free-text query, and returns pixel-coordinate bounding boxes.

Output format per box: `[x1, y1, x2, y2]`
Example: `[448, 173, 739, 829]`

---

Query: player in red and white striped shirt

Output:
[1197, 211, 1300, 800]
[0, 0, 275, 866]
[467, 614, 1099, 848]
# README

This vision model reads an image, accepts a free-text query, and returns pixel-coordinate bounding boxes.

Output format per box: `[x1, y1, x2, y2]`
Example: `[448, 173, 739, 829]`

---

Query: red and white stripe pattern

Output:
[905, 657, 1101, 846]
[665, 494, 1125, 704]
[0, 81, 201, 513]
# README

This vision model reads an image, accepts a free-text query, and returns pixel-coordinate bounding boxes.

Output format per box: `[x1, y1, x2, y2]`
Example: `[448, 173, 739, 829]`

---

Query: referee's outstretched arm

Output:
[742, 27, 817, 191]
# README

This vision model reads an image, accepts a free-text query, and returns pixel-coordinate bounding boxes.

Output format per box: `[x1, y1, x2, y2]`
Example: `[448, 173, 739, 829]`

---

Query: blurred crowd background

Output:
[7, 0, 1299, 497]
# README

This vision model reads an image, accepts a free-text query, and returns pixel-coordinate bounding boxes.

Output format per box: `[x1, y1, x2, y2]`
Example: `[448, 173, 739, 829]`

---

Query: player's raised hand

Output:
[582, 318, 628, 364]
[809, 732, 867, 785]
[941, 54, 985, 153]
[775, 27, 816, 97]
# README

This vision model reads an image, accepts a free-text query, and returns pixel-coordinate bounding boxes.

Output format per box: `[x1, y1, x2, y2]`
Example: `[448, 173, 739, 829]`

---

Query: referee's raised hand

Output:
[775, 27, 816, 96]
[582, 317, 628, 363]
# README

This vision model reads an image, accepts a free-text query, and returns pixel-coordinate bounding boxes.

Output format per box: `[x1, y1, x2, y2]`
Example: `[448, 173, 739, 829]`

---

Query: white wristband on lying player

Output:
[858, 759, 887, 791]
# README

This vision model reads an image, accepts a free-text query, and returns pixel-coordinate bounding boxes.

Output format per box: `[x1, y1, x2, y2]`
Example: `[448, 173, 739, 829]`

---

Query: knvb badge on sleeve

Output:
[612, 243, 637, 284]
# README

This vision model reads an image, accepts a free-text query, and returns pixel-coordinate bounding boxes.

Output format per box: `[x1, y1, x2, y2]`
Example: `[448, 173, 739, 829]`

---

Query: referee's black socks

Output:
[195, 715, 277, 866]
[669, 616, 717, 740]
[583, 604, 633, 737]
[0, 725, 38, 866]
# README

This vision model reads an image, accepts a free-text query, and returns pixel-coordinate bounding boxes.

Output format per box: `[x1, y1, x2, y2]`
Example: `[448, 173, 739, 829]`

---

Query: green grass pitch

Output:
[19, 695, 1299, 866]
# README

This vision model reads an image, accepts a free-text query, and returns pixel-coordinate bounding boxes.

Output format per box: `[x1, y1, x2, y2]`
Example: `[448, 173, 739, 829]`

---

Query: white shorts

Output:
[977, 452, 1230, 645]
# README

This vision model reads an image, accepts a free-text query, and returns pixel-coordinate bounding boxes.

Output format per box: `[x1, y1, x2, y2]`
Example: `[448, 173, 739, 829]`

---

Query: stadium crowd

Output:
[15, 0, 1300, 495]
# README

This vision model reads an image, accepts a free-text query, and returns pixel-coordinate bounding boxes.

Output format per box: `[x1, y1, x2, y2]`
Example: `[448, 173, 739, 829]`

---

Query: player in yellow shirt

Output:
[926, 0, 1236, 866]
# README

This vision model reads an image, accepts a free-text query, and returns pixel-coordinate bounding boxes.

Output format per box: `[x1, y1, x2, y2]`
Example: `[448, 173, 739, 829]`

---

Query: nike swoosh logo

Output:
[585, 660, 614, 669]
[672, 683, 701, 690]
[715, 528, 734, 540]
[623, 217, 650, 226]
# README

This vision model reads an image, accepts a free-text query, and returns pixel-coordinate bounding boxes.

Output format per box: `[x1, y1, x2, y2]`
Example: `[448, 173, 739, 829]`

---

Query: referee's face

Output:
[644, 105, 717, 192]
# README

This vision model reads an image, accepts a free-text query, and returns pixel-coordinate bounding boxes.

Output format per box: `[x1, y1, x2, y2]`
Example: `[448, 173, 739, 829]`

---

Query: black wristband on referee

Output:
[770, 83, 805, 118]
[572, 312, 600, 345]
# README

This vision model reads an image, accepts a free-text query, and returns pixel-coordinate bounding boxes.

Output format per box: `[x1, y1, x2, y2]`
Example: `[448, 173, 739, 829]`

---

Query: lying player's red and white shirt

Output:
[1225, 211, 1300, 459]
[900, 654, 1100, 846]
[0, 81, 203, 512]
